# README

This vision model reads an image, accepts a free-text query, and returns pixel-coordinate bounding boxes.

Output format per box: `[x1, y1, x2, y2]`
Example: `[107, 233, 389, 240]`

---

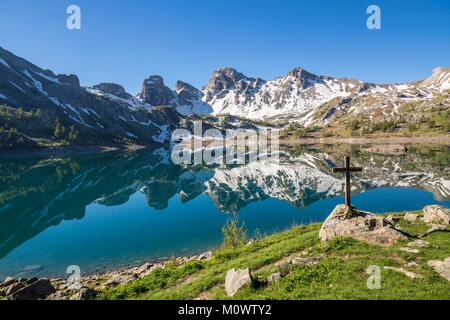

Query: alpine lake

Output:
[0, 143, 449, 279]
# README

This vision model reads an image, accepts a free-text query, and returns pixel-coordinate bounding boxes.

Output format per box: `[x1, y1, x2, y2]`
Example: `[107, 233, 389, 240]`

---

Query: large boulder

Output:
[428, 257, 450, 281]
[4, 282, 25, 296]
[7, 278, 56, 300]
[404, 213, 420, 222]
[319, 205, 408, 246]
[423, 205, 450, 225]
[225, 268, 253, 297]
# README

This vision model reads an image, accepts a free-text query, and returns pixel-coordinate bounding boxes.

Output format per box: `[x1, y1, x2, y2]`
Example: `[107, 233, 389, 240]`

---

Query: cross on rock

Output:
[332, 156, 363, 207]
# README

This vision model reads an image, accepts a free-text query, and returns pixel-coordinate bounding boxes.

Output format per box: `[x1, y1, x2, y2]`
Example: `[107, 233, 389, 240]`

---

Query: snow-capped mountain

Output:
[1, 46, 449, 150]
[196, 66, 450, 124]
[107, 65, 450, 126]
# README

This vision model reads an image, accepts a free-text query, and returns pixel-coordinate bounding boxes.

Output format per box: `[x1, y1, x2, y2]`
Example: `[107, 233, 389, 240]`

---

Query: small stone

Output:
[197, 251, 213, 261]
[407, 240, 429, 248]
[1, 277, 16, 288]
[76, 288, 98, 300]
[400, 247, 420, 254]
[384, 266, 421, 279]
[46, 291, 70, 300]
[406, 262, 419, 268]
[104, 273, 137, 287]
[135, 263, 154, 275]
[404, 214, 420, 222]
[428, 257, 450, 281]
[225, 268, 253, 297]
[177, 257, 189, 264]
[290, 257, 321, 266]
[267, 273, 281, 284]
[386, 215, 400, 225]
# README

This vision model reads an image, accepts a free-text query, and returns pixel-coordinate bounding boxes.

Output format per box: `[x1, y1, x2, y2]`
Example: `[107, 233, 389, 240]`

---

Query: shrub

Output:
[17, 107, 24, 118]
[349, 119, 360, 131]
[407, 122, 418, 132]
[54, 120, 65, 139]
[68, 125, 79, 141]
[371, 120, 397, 132]
[221, 217, 248, 248]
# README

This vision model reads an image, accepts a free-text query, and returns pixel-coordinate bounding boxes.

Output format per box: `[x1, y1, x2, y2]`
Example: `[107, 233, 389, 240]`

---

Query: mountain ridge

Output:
[0, 46, 449, 149]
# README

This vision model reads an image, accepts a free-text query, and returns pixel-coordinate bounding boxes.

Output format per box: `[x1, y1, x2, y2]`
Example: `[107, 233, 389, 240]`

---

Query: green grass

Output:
[97, 213, 450, 300]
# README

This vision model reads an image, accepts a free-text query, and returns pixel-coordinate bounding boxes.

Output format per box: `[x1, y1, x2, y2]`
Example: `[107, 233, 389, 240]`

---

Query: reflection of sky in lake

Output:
[1, 187, 449, 279]
[0, 145, 449, 278]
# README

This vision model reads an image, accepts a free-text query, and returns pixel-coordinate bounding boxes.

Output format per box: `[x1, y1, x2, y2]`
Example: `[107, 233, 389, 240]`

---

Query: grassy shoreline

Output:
[96, 211, 450, 300]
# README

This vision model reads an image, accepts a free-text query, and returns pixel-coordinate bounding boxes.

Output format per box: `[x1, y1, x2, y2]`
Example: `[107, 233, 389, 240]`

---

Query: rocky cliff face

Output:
[93, 83, 131, 100]
[139, 75, 174, 106]
[0, 47, 181, 147]
[176, 81, 202, 105]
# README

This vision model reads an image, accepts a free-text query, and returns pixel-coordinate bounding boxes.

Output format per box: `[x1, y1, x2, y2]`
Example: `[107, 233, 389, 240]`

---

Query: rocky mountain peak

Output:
[206, 67, 247, 93]
[139, 75, 174, 106]
[175, 81, 202, 106]
[144, 75, 165, 86]
[175, 80, 198, 93]
[58, 74, 80, 87]
[419, 66, 450, 92]
[287, 67, 320, 82]
[93, 83, 130, 99]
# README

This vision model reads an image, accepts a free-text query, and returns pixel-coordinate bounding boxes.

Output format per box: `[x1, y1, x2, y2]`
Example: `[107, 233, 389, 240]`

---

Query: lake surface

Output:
[0, 144, 449, 279]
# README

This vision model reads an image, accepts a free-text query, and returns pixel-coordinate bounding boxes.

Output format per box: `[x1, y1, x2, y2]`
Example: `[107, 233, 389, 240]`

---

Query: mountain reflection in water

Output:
[0, 144, 449, 277]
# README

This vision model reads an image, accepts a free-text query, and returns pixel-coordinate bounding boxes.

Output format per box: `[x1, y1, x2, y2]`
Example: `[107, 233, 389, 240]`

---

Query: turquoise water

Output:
[0, 145, 449, 278]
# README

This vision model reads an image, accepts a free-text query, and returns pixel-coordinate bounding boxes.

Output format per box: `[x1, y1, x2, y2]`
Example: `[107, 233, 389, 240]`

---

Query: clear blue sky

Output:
[1, 0, 449, 94]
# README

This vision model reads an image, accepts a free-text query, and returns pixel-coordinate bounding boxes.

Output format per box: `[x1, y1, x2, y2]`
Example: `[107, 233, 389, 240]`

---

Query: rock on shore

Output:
[0, 250, 214, 300]
[0, 277, 55, 300]
[423, 205, 450, 225]
[225, 269, 253, 297]
[319, 205, 408, 246]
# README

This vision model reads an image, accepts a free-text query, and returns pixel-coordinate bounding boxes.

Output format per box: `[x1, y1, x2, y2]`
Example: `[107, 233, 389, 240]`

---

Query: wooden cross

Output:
[332, 156, 362, 207]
